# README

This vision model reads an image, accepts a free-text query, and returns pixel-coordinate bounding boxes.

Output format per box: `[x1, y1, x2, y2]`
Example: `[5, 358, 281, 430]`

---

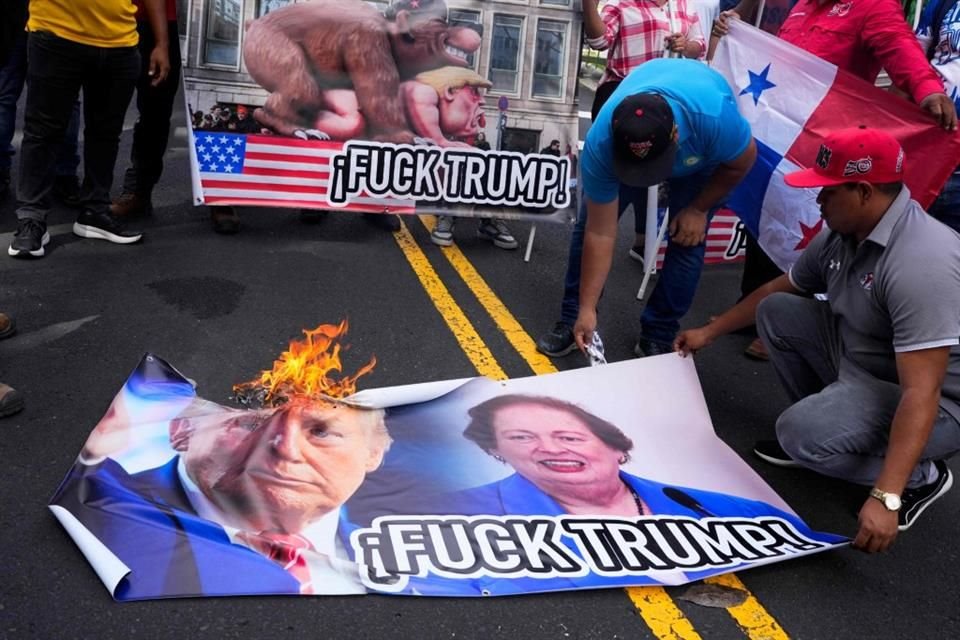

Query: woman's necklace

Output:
[628, 484, 648, 516]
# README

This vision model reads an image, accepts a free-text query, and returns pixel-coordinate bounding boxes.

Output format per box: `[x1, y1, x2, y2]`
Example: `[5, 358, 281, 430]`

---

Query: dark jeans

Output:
[559, 172, 716, 344]
[122, 20, 181, 196]
[928, 172, 960, 235]
[17, 31, 139, 222]
[757, 293, 960, 488]
[0, 30, 79, 177]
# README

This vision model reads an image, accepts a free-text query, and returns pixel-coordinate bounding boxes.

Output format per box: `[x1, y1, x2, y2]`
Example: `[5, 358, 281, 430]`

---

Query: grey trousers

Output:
[756, 293, 960, 489]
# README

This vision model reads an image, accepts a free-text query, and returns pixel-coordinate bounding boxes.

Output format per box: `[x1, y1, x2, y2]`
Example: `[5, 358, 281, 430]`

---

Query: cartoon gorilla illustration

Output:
[243, 0, 481, 143]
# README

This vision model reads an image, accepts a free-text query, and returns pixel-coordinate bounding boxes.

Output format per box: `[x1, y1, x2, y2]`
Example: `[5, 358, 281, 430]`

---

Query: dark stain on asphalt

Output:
[147, 277, 246, 319]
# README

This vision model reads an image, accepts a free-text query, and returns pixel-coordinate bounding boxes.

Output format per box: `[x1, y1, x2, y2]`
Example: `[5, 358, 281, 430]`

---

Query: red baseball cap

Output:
[784, 127, 905, 188]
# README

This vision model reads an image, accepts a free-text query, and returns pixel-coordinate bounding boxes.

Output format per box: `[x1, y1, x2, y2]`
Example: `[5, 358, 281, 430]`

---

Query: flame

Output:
[232, 320, 376, 407]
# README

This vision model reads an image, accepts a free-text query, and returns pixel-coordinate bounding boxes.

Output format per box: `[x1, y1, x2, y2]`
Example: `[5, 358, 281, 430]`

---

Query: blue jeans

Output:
[559, 172, 716, 344]
[928, 172, 960, 235]
[16, 31, 138, 221]
[0, 31, 80, 177]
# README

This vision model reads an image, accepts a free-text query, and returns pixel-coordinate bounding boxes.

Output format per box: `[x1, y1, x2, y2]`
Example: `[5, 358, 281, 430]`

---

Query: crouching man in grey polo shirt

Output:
[674, 127, 960, 553]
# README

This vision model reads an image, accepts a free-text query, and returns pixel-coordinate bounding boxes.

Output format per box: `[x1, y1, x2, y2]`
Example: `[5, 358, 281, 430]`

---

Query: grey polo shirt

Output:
[788, 186, 960, 421]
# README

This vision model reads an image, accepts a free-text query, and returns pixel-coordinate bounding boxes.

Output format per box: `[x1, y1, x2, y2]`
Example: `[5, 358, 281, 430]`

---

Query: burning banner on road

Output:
[50, 325, 845, 599]
[184, 0, 578, 222]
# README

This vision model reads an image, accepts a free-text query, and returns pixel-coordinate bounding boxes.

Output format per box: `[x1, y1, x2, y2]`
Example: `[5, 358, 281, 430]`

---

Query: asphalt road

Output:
[0, 81, 957, 640]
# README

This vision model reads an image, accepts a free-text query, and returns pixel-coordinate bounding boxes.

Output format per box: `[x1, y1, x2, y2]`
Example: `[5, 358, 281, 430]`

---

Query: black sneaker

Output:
[898, 460, 953, 531]
[362, 212, 401, 232]
[73, 210, 143, 244]
[536, 322, 576, 357]
[633, 336, 674, 358]
[8, 218, 50, 258]
[752, 439, 803, 468]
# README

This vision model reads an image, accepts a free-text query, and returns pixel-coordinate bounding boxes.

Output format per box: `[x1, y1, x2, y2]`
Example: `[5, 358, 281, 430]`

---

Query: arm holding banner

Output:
[573, 197, 620, 352]
[863, 0, 957, 130]
[855, 347, 951, 553]
[674, 272, 798, 354]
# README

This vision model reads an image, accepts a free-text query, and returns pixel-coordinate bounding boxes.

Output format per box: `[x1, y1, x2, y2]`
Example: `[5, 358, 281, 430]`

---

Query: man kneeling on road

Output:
[535, 58, 757, 358]
[675, 127, 960, 553]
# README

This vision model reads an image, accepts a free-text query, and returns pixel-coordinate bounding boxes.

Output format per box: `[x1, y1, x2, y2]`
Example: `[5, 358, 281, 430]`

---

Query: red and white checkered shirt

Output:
[587, 0, 705, 85]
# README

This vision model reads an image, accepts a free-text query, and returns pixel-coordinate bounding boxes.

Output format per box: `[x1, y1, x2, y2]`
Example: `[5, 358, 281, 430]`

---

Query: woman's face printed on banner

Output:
[488, 403, 624, 494]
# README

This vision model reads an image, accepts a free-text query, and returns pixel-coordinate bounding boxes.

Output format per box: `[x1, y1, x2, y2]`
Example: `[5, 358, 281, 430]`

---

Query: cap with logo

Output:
[611, 93, 677, 188]
[784, 126, 905, 188]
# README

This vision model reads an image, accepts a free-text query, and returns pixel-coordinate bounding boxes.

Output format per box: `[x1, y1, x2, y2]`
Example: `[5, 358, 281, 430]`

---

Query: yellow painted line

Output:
[626, 587, 703, 640]
[402, 215, 789, 640]
[421, 216, 556, 376]
[392, 218, 507, 380]
[706, 574, 789, 640]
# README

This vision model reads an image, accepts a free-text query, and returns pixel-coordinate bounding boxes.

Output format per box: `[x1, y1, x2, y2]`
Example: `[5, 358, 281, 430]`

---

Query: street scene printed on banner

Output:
[184, 0, 578, 221]
[50, 346, 846, 600]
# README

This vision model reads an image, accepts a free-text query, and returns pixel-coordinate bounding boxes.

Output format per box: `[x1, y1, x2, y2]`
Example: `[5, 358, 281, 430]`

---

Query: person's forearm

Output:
[578, 199, 619, 313]
[873, 389, 941, 495]
[690, 165, 747, 212]
[684, 39, 703, 59]
[582, 0, 606, 41]
[732, 0, 761, 18]
[703, 274, 796, 339]
[142, 0, 169, 48]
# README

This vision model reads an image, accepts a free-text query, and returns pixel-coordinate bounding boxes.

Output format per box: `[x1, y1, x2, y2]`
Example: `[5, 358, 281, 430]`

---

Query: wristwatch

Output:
[869, 488, 902, 511]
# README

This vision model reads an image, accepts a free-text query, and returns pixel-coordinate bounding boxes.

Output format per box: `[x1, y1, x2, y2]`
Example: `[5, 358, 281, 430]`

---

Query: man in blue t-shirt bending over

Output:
[536, 58, 756, 357]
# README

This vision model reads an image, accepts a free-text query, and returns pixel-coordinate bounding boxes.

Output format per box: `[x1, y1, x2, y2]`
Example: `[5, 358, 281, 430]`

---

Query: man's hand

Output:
[573, 307, 598, 353]
[666, 33, 688, 54]
[668, 206, 708, 247]
[920, 93, 958, 131]
[149, 45, 171, 87]
[673, 326, 714, 356]
[852, 498, 899, 553]
[712, 10, 740, 38]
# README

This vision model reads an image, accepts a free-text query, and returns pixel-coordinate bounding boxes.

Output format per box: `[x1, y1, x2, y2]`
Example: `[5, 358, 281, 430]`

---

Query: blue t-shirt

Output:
[581, 58, 752, 204]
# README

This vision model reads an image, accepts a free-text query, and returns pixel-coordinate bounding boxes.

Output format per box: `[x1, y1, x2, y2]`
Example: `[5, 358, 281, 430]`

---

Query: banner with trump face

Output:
[51, 341, 845, 600]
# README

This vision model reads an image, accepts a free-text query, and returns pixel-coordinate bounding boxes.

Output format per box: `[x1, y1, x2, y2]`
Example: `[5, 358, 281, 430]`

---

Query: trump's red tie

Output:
[238, 531, 315, 594]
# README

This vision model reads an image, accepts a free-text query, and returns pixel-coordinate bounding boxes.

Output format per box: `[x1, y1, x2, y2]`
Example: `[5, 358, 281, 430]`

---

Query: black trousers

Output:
[17, 31, 139, 221]
[122, 20, 182, 196]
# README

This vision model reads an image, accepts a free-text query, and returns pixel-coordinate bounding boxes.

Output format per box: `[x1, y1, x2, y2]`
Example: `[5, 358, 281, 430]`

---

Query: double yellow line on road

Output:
[393, 215, 789, 640]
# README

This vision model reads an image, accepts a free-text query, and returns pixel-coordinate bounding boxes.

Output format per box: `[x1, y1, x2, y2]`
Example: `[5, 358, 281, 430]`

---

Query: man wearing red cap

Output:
[675, 127, 960, 553]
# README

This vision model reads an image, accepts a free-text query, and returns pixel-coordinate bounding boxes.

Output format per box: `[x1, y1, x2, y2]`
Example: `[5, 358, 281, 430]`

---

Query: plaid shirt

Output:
[586, 0, 705, 84]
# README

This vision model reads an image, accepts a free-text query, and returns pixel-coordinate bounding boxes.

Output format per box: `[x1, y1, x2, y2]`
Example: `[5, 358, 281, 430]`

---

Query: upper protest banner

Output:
[183, 0, 578, 222]
[712, 21, 960, 272]
[50, 326, 846, 600]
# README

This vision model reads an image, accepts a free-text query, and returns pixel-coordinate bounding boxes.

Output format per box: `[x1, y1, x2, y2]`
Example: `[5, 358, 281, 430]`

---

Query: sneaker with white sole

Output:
[73, 210, 143, 244]
[8, 218, 50, 258]
[898, 460, 953, 531]
[478, 218, 518, 250]
[431, 215, 455, 246]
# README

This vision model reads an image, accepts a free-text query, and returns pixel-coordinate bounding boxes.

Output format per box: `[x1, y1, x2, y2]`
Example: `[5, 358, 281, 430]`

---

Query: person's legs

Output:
[927, 172, 960, 235]
[776, 358, 960, 489]
[638, 173, 713, 347]
[52, 100, 82, 206]
[0, 32, 28, 194]
[119, 20, 182, 210]
[756, 293, 841, 403]
[72, 42, 142, 243]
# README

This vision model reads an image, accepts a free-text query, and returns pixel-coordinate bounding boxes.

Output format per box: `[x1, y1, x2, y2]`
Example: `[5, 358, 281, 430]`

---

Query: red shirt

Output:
[777, 0, 943, 103]
[133, 0, 177, 22]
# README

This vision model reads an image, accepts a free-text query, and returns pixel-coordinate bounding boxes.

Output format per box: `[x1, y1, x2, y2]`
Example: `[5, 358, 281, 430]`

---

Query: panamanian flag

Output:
[712, 21, 960, 271]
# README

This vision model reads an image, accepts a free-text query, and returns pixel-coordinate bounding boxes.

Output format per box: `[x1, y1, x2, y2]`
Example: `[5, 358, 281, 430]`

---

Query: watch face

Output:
[884, 494, 902, 511]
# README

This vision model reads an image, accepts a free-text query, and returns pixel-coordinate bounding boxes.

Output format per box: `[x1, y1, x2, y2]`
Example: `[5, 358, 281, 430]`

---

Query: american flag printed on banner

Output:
[191, 132, 416, 213]
[653, 209, 747, 269]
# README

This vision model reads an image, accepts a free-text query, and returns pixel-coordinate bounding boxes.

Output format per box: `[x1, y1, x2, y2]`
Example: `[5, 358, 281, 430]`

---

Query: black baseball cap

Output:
[611, 93, 677, 188]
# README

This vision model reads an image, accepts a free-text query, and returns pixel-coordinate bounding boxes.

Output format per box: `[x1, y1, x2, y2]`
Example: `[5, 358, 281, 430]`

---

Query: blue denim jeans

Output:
[16, 31, 138, 221]
[928, 172, 960, 235]
[559, 172, 716, 344]
[0, 31, 80, 177]
[757, 293, 960, 488]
